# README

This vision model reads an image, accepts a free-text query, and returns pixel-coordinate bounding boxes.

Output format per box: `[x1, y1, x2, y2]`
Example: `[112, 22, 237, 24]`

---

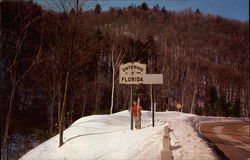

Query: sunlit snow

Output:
[20, 110, 222, 160]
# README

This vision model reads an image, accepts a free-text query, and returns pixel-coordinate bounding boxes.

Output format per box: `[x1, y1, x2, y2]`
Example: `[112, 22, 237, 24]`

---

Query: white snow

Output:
[19, 110, 220, 160]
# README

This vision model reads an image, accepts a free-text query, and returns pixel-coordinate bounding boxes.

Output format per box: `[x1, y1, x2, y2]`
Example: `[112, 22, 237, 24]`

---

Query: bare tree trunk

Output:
[110, 44, 115, 115]
[70, 97, 75, 125]
[229, 84, 232, 102]
[81, 85, 86, 117]
[181, 90, 184, 112]
[168, 71, 172, 111]
[59, 66, 70, 147]
[81, 100, 86, 117]
[59, 122, 63, 147]
[2, 82, 17, 159]
[50, 93, 56, 135]
[2, 35, 42, 158]
[57, 82, 62, 147]
[94, 73, 99, 113]
[191, 88, 197, 114]
[110, 44, 124, 114]
[110, 66, 115, 114]
[57, 0, 80, 147]
[115, 83, 119, 112]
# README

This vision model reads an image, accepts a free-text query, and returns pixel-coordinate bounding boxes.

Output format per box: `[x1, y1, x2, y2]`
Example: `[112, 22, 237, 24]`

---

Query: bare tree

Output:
[1, 3, 44, 158]
[110, 41, 124, 114]
[43, 0, 95, 146]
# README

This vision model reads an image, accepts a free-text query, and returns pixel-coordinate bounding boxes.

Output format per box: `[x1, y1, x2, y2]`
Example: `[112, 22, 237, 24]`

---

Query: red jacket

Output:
[130, 105, 142, 116]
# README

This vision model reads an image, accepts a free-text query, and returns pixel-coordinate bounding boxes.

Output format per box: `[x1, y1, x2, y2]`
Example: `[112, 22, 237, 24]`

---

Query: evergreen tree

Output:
[94, 4, 101, 14]
[161, 6, 166, 12]
[194, 104, 203, 115]
[231, 99, 241, 117]
[95, 28, 103, 41]
[204, 87, 217, 116]
[153, 4, 160, 12]
[140, 2, 148, 10]
[216, 95, 228, 116]
[196, 9, 201, 14]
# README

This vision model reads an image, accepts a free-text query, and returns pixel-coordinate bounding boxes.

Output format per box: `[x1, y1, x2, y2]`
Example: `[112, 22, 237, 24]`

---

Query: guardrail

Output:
[160, 126, 173, 160]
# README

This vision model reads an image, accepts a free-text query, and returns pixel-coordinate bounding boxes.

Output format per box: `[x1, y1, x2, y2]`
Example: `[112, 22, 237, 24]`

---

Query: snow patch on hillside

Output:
[20, 111, 219, 160]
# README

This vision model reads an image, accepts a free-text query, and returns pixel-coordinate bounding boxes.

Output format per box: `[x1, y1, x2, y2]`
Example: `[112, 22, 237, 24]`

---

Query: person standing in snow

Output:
[129, 99, 143, 129]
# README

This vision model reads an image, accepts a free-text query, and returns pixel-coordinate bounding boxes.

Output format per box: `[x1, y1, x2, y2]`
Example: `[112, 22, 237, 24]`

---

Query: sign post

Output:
[143, 74, 163, 127]
[119, 62, 146, 130]
[119, 63, 164, 129]
[130, 85, 134, 130]
[152, 85, 155, 127]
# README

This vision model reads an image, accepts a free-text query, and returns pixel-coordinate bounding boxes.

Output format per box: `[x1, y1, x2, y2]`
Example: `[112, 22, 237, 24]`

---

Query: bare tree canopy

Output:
[1, 1, 248, 159]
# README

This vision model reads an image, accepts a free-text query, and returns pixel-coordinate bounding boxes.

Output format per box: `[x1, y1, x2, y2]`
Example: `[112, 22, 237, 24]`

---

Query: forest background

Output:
[1, 0, 249, 158]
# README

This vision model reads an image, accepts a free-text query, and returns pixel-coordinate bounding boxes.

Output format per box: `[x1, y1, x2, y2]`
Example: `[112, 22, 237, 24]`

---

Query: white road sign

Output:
[119, 62, 146, 84]
[143, 74, 163, 84]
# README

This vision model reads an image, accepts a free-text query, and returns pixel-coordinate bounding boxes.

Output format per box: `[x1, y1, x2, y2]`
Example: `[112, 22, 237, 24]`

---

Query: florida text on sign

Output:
[119, 62, 146, 84]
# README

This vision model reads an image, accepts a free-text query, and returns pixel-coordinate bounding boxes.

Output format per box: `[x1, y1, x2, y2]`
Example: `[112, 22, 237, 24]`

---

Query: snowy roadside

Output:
[154, 112, 218, 160]
[20, 110, 241, 160]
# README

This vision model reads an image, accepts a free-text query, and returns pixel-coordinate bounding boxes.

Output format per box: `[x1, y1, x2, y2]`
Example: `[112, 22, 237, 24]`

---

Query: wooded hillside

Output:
[1, 1, 248, 157]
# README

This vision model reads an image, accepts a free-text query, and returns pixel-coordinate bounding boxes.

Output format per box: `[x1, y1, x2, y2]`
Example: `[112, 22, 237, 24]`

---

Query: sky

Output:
[36, 0, 249, 22]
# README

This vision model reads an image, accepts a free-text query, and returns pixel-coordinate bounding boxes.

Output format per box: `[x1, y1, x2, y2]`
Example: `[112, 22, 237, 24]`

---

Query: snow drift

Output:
[20, 110, 218, 160]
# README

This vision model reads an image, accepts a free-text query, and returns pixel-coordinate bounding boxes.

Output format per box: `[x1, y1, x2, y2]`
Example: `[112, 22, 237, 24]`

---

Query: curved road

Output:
[198, 121, 250, 160]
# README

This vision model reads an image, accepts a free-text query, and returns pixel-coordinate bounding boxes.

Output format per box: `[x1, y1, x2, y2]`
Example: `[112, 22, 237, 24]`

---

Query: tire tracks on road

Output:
[198, 121, 250, 160]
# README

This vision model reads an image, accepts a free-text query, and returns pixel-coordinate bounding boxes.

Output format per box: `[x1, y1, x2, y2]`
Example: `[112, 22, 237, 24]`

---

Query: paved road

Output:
[198, 121, 250, 160]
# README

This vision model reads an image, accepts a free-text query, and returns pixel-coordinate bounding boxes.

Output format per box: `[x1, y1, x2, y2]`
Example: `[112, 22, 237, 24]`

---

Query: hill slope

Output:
[20, 111, 218, 160]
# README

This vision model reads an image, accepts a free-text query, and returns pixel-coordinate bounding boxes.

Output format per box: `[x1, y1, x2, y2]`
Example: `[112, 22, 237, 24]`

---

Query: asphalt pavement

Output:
[198, 121, 250, 160]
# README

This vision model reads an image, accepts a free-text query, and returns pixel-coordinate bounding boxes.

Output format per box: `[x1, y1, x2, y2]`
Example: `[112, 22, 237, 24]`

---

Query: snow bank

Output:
[20, 110, 220, 160]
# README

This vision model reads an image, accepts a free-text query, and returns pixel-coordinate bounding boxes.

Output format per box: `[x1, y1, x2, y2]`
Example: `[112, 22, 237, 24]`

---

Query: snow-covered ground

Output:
[20, 110, 243, 160]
